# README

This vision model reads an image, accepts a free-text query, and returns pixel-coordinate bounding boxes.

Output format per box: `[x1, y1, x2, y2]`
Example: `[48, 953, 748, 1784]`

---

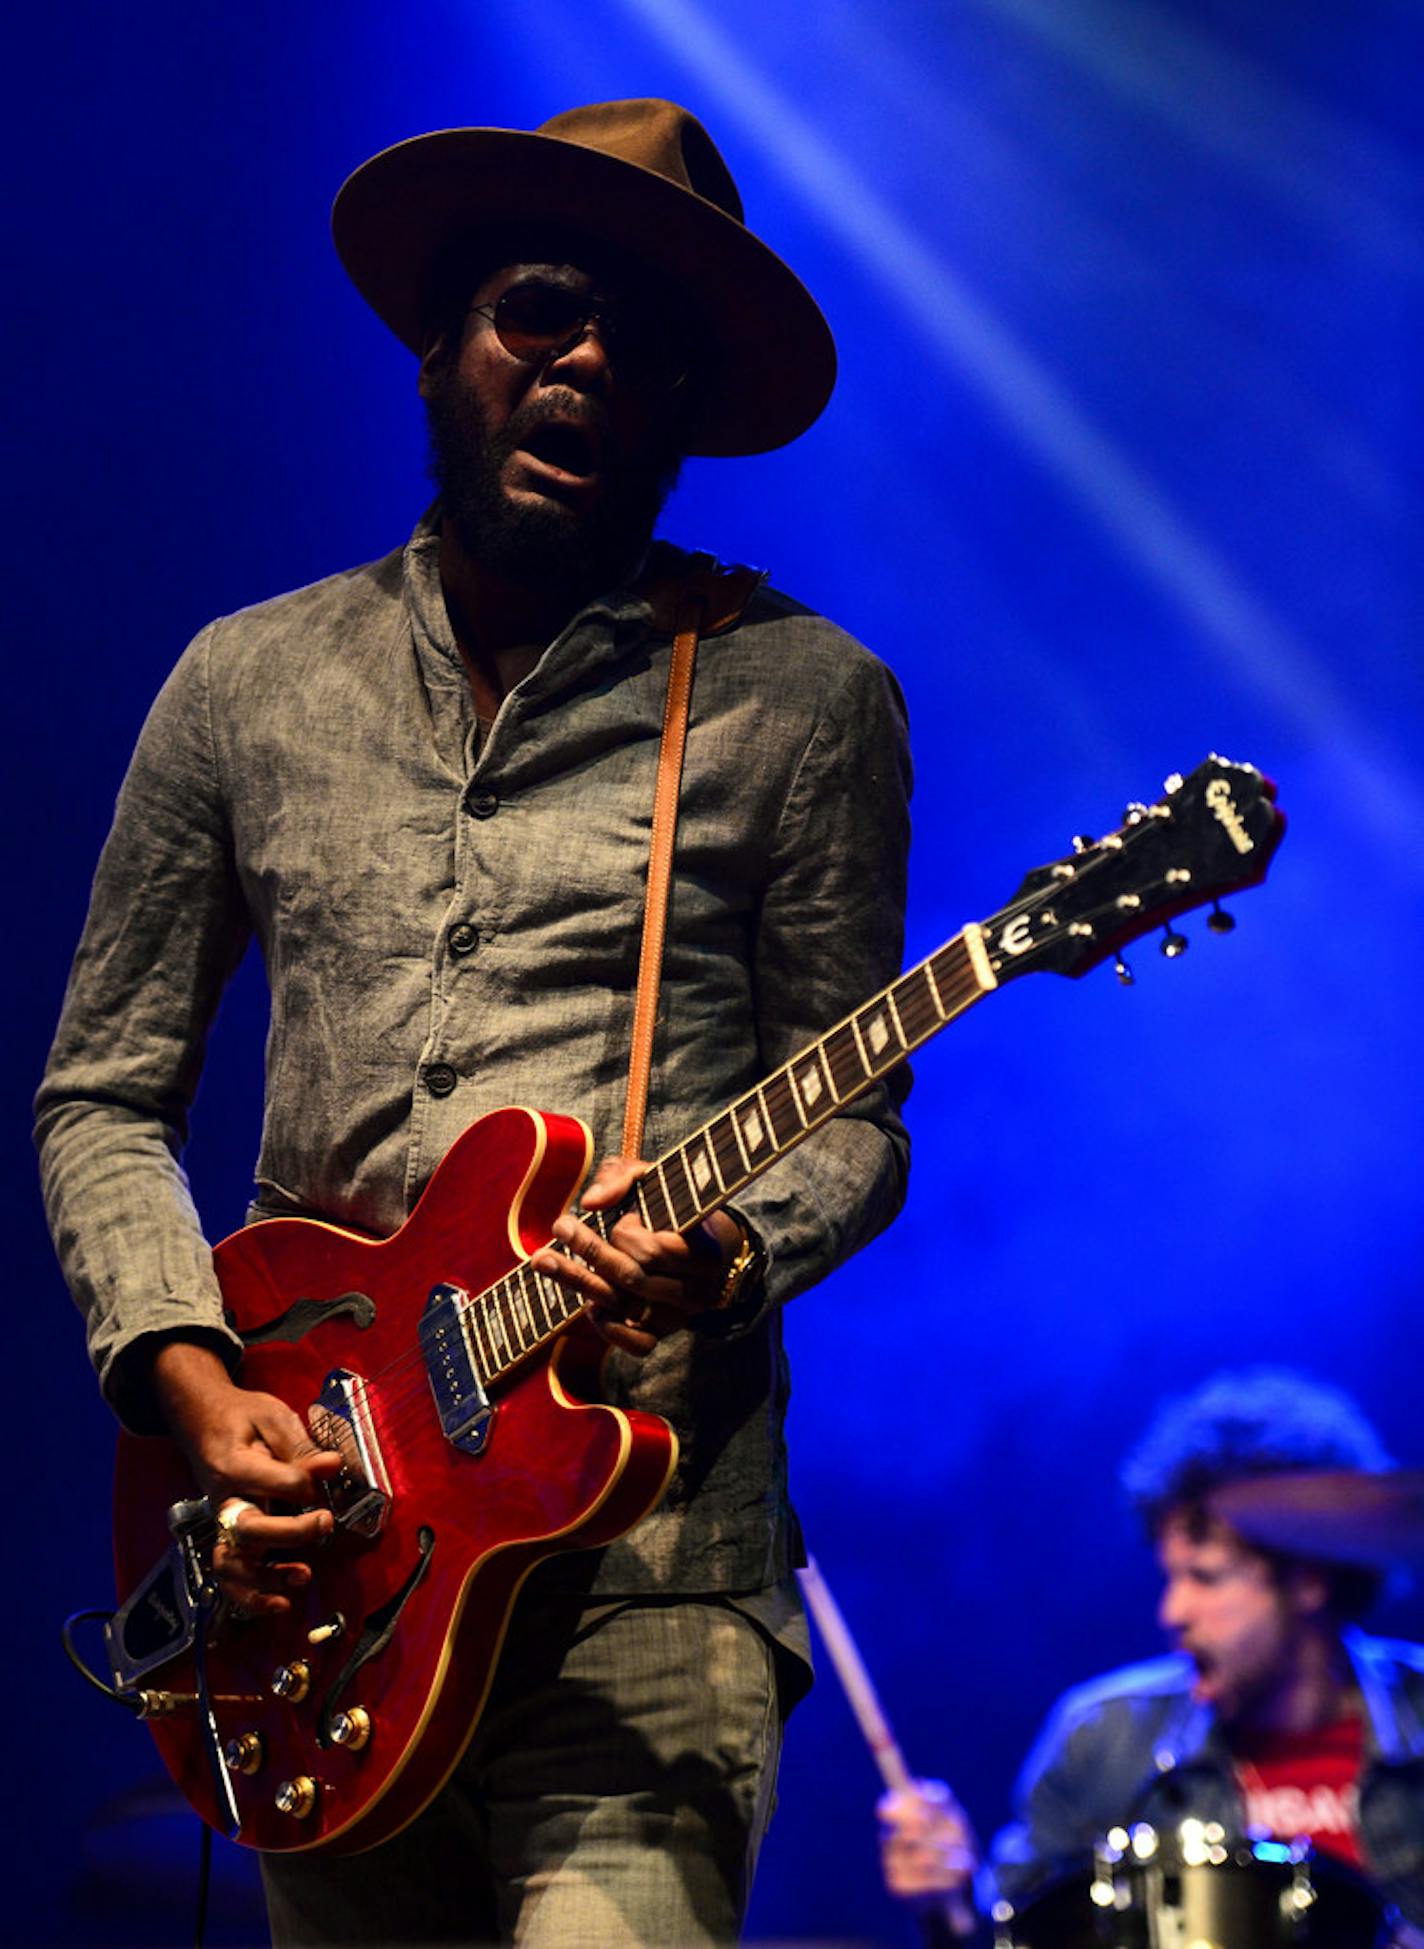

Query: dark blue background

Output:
[9, 3, 1421, 1942]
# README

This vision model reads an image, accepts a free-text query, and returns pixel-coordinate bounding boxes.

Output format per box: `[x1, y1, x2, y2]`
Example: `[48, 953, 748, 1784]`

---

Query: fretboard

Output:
[452, 928, 997, 1387]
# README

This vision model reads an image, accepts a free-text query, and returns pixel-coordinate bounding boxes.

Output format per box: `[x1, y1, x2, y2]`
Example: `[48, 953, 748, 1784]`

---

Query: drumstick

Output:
[797, 1557, 976, 1941]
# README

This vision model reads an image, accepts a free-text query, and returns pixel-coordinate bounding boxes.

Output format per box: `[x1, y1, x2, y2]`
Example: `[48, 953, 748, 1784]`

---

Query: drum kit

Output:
[990, 1822, 1389, 1946]
[810, 1469, 1424, 1949]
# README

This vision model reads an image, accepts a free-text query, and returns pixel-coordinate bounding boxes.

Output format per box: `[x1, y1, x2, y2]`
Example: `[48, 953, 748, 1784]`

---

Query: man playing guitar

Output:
[38, 99, 913, 1946]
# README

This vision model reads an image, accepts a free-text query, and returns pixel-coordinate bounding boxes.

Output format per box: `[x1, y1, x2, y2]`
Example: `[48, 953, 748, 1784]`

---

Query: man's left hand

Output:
[533, 1155, 748, 1356]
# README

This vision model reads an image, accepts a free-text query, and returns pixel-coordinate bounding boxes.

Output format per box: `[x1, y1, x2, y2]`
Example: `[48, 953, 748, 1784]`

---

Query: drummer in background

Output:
[879, 1368, 1424, 1942]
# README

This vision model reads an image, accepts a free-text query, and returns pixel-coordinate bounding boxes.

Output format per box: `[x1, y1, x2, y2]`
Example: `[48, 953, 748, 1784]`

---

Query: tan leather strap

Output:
[620, 560, 764, 1160]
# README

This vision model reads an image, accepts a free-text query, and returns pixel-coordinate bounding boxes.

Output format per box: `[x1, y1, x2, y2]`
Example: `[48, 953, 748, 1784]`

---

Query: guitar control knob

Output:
[330, 1707, 372, 1751]
[223, 1732, 264, 1775]
[275, 1776, 318, 1820]
[271, 1660, 312, 1702]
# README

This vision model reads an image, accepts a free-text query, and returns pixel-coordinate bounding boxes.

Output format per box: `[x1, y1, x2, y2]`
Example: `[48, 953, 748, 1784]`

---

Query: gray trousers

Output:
[260, 1595, 789, 1948]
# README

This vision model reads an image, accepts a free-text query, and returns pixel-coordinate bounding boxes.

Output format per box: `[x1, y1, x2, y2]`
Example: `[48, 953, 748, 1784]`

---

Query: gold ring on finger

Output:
[215, 1496, 258, 1550]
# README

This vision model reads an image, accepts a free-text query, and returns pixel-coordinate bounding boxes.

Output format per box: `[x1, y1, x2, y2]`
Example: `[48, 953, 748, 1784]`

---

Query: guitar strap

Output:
[620, 556, 765, 1160]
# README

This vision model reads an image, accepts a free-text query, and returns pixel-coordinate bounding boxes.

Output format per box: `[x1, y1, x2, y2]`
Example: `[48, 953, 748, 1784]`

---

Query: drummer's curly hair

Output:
[1120, 1367, 1394, 1621]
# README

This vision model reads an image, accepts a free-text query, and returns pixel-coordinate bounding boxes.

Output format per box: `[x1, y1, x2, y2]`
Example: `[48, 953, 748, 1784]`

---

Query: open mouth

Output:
[518, 420, 600, 482]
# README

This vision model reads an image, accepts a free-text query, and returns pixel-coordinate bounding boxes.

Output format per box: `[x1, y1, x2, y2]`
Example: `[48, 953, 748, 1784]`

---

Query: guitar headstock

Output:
[979, 756, 1286, 983]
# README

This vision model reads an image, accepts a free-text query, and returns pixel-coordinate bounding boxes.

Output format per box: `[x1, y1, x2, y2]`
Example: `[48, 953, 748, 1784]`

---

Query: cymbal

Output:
[1210, 1471, 1424, 1568]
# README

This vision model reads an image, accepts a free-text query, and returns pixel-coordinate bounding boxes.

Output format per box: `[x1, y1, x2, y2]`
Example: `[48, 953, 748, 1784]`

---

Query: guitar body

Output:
[113, 1106, 679, 1855]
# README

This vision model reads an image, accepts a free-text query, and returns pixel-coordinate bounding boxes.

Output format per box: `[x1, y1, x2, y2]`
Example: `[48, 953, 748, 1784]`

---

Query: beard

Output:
[424, 365, 683, 604]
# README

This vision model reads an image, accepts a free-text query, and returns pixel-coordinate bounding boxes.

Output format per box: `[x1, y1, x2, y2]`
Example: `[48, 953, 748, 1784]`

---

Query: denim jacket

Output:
[988, 1630, 1424, 1930]
[36, 513, 912, 1596]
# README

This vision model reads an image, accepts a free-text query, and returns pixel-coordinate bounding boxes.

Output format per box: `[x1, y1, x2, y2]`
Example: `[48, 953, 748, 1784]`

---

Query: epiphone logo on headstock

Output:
[1205, 777, 1255, 855]
[999, 914, 1036, 957]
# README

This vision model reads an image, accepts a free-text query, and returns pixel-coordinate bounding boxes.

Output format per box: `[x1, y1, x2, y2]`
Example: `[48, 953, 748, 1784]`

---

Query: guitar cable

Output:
[62, 1608, 215, 1949]
[61, 1608, 144, 1712]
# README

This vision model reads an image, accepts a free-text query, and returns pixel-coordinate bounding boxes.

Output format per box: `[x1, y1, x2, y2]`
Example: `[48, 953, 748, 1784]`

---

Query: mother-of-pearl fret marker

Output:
[798, 1061, 823, 1108]
[689, 1146, 713, 1191]
[510, 1285, 533, 1336]
[865, 1011, 890, 1056]
[739, 1106, 765, 1153]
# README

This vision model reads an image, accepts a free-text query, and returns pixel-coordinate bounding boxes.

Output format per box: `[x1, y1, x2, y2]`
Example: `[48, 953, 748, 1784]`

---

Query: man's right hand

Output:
[151, 1341, 341, 1618]
[878, 1777, 980, 1911]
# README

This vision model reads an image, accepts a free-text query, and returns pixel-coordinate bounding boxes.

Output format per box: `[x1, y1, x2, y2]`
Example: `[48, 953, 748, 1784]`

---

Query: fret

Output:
[823, 1023, 865, 1099]
[662, 1148, 699, 1229]
[884, 988, 908, 1049]
[536, 1266, 574, 1333]
[708, 1112, 745, 1190]
[488, 1294, 514, 1366]
[790, 1043, 837, 1115]
[922, 956, 949, 1022]
[642, 1167, 674, 1234]
[732, 1092, 772, 1168]
[502, 1286, 529, 1356]
[684, 1131, 724, 1202]
[465, 1299, 498, 1376]
[533, 1262, 561, 1340]
[854, 996, 904, 1073]
[893, 966, 938, 1044]
[506, 1275, 535, 1344]
[930, 939, 976, 1011]
[762, 1071, 804, 1149]
[456, 1298, 488, 1388]
[510, 1262, 537, 1340]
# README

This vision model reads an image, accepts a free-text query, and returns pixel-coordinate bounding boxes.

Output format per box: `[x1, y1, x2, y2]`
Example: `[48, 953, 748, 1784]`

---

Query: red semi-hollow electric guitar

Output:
[106, 757, 1283, 1855]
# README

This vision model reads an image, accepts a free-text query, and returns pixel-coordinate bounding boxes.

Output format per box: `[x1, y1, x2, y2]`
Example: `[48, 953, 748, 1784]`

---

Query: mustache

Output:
[500, 390, 616, 461]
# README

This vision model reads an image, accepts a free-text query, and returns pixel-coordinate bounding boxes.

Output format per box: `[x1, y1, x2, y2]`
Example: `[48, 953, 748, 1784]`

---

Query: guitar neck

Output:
[459, 928, 997, 1375]
[631, 925, 997, 1235]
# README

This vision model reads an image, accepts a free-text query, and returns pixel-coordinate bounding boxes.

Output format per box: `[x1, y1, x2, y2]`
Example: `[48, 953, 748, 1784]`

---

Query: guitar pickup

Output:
[420, 1283, 494, 1456]
[310, 1368, 391, 1536]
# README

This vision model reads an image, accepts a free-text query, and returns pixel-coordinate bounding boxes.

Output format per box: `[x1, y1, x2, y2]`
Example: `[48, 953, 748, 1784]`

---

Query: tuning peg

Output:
[1123, 802, 1149, 824]
[1114, 956, 1135, 986]
[1071, 834, 1096, 855]
[1163, 772, 1184, 794]
[1206, 903, 1236, 935]
[1160, 927, 1188, 959]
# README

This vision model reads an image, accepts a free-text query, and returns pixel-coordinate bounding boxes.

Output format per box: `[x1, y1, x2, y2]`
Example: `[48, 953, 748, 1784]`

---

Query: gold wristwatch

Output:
[715, 1221, 765, 1310]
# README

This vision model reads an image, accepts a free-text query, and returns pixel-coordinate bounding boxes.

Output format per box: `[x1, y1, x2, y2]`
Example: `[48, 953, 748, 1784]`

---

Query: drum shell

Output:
[993, 1834, 1390, 1947]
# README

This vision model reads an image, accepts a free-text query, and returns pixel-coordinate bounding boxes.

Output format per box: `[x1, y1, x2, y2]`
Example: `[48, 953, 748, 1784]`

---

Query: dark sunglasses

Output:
[468, 280, 687, 393]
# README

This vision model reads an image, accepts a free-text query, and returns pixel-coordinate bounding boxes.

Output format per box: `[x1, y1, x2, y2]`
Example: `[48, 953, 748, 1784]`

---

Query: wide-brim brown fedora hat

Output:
[331, 98, 836, 458]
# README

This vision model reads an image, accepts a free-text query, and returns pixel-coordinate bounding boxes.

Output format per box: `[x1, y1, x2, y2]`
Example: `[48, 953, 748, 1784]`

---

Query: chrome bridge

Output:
[419, 1282, 494, 1456]
[309, 1369, 392, 1536]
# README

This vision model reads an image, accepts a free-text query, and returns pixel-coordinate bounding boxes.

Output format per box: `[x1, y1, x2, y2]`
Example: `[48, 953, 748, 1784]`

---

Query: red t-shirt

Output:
[1232, 1715, 1366, 1869]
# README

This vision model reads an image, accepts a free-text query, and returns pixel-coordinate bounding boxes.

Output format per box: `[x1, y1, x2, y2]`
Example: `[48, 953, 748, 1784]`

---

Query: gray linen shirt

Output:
[36, 512, 912, 1595]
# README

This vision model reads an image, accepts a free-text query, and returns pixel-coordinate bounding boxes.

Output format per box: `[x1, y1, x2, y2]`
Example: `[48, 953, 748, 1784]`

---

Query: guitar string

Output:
[293, 845, 1157, 1469]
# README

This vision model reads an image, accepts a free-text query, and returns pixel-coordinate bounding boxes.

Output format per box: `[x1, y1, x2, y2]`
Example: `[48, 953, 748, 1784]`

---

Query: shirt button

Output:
[448, 922, 478, 957]
[423, 1062, 458, 1097]
[465, 787, 499, 820]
